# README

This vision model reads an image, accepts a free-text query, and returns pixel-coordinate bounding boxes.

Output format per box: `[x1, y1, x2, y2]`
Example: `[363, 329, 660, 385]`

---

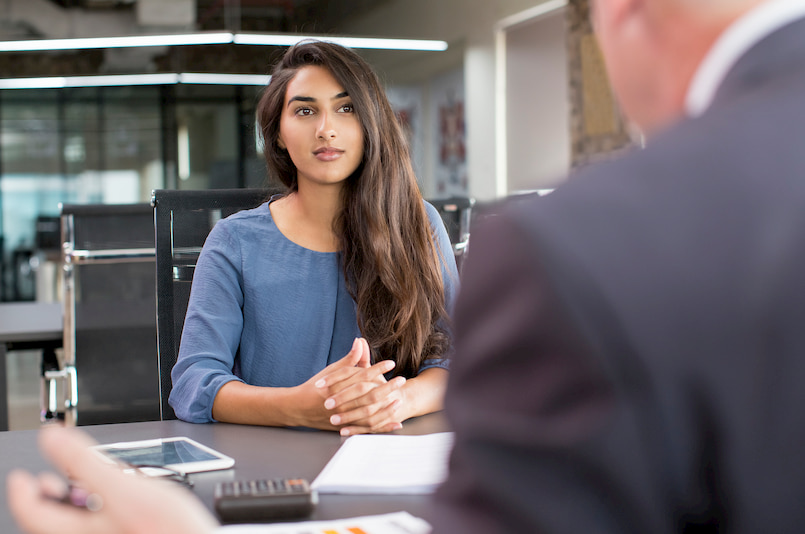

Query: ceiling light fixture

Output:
[179, 73, 271, 85]
[0, 32, 448, 53]
[0, 33, 234, 52]
[232, 33, 449, 51]
[0, 73, 271, 90]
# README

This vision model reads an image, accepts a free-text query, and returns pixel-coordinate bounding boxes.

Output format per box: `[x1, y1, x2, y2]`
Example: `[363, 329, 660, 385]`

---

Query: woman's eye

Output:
[340, 103, 354, 113]
[295, 107, 314, 116]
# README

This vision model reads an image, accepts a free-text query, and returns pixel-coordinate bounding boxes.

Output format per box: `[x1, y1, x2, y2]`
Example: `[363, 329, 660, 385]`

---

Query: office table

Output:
[0, 302, 63, 431]
[0, 412, 449, 533]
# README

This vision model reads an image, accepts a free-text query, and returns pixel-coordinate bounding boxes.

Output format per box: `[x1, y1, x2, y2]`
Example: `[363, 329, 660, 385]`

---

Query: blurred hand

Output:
[7, 425, 218, 534]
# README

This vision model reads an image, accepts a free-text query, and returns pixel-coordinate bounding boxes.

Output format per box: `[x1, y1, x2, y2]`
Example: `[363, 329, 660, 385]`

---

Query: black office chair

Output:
[152, 188, 282, 420]
[53, 203, 160, 426]
[428, 196, 475, 272]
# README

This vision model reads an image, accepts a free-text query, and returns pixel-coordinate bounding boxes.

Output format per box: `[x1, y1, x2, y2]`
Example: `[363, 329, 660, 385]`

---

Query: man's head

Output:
[590, 0, 768, 136]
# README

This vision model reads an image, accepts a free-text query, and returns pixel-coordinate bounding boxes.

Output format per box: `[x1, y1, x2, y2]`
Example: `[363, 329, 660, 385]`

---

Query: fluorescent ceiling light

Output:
[180, 73, 270, 85]
[0, 32, 447, 52]
[0, 73, 271, 89]
[233, 33, 449, 51]
[0, 73, 179, 89]
[0, 33, 234, 52]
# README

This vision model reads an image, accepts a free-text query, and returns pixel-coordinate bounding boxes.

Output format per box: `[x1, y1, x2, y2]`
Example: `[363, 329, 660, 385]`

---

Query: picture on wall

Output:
[431, 68, 467, 197]
[386, 85, 425, 187]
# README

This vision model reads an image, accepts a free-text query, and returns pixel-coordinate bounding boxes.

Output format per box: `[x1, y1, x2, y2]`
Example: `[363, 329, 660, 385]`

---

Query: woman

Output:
[169, 40, 458, 436]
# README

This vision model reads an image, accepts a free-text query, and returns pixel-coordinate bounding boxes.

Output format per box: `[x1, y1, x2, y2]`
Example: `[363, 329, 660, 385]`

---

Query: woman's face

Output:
[277, 65, 364, 189]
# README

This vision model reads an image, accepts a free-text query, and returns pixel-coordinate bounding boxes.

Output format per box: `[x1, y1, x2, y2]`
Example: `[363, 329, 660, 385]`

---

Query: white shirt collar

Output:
[685, 0, 805, 117]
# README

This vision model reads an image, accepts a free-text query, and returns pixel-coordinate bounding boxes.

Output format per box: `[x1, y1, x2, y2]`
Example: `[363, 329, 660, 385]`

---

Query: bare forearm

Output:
[398, 367, 448, 421]
[211, 339, 373, 430]
[211, 381, 333, 429]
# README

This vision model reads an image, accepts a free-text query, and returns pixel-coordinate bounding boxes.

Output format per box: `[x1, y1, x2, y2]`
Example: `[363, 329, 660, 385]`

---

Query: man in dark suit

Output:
[433, 0, 805, 532]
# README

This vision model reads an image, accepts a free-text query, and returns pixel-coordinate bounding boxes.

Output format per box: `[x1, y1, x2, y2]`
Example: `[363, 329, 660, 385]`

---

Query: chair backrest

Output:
[57, 203, 159, 426]
[428, 196, 475, 271]
[152, 188, 280, 420]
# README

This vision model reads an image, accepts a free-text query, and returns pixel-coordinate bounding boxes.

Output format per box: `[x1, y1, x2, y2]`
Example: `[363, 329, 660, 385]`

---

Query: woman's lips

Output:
[314, 147, 344, 161]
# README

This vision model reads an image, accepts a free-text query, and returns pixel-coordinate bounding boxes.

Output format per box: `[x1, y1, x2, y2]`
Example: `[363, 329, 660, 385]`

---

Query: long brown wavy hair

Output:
[256, 40, 451, 377]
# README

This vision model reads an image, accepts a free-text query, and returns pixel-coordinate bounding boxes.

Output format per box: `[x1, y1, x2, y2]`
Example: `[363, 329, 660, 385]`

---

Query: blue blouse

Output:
[169, 200, 459, 423]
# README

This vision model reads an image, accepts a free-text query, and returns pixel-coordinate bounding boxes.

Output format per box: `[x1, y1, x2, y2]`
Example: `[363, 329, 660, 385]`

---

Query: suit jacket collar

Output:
[686, 1, 805, 117]
[708, 16, 805, 113]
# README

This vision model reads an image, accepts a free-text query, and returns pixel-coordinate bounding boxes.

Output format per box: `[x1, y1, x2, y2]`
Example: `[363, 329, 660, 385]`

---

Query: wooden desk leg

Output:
[0, 344, 8, 431]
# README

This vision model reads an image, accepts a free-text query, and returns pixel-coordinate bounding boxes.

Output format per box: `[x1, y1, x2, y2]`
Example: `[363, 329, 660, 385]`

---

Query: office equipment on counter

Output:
[214, 478, 315, 523]
[0, 412, 448, 532]
[93, 436, 235, 474]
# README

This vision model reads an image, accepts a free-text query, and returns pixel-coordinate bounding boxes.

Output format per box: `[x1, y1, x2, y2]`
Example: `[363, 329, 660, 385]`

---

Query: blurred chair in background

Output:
[48, 204, 159, 426]
[428, 197, 475, 272]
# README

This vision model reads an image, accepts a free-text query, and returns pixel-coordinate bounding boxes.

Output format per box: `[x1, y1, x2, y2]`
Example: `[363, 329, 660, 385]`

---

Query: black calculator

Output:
[214, 478, 317, 523]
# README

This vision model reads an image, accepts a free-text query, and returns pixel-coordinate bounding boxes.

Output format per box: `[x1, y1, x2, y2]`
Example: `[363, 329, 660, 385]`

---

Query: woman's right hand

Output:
[291, 338, 393, 430]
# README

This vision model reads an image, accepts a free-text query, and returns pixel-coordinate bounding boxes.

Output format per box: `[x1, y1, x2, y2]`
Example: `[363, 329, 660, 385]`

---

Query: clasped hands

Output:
[304, 337, 408, 436]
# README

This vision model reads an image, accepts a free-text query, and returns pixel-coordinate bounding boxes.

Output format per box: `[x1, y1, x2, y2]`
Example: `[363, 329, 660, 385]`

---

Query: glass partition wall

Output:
[0, 84, 268, 301]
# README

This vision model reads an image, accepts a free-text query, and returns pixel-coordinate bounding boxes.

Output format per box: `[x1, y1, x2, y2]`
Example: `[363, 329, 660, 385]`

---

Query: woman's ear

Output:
[277, 136, 286, 150]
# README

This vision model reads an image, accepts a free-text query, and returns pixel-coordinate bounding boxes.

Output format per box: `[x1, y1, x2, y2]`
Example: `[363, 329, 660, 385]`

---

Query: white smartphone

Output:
[93, 436, 235, 475]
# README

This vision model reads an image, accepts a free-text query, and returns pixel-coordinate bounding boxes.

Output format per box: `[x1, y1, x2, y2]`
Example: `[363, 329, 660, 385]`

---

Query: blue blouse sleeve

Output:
[419, 201, 460, 373]
[169, 220, 245, 423]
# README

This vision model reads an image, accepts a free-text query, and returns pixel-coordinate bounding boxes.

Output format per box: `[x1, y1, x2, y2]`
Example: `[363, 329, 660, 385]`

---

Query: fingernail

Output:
[315, 379, 326, 388]
[324, 398, 335, 410]
[340, 428, 351, 437]
[394, 376, 406, 386]
[330, 414, 341, 425]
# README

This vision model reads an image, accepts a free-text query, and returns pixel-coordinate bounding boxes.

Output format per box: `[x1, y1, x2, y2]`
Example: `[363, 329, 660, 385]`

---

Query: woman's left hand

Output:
[325, 375, 409, 436]
[315, 338, 409, 435]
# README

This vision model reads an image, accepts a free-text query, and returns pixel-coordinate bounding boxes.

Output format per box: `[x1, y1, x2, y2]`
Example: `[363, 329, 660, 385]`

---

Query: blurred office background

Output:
[0, 0, 630, 428]
[0, 0, 609, 304]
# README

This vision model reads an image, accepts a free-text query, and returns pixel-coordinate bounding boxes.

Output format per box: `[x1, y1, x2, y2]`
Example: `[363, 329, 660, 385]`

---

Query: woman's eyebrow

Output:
[287, 95, 315, 107]
[287, 91, 350, 107]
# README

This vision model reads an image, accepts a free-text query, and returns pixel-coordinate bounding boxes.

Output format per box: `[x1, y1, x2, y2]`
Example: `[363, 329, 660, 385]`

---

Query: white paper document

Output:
[217, 511, 431, 534]
[311, 432, 455, 494]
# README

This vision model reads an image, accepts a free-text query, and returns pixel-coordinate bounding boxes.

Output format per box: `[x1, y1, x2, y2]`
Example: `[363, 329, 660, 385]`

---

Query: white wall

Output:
[339, 0, 568, 201]
[505, 8, 569, 193]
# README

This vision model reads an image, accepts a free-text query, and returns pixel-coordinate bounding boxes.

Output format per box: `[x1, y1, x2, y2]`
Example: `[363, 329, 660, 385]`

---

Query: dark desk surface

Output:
[0, 413, 450, 533]
[0, 302, 62, 344]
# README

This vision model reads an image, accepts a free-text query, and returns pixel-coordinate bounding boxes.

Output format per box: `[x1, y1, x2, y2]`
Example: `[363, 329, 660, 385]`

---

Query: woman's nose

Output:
[316, 113, 337, 139]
